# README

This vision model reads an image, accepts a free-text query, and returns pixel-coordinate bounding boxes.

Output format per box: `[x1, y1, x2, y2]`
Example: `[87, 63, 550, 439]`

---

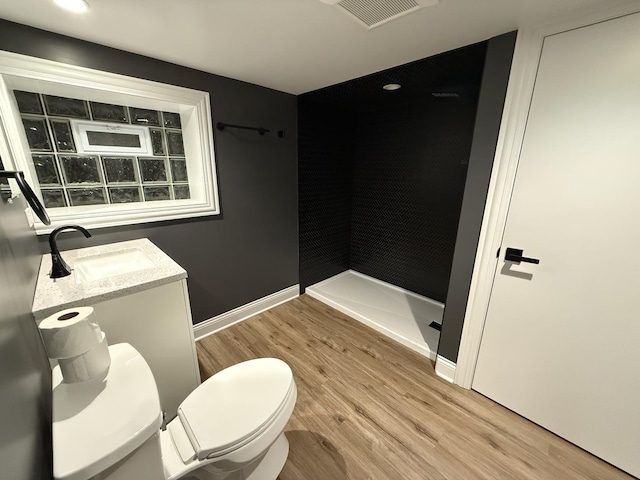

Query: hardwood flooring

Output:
[196, 295, 633, 480]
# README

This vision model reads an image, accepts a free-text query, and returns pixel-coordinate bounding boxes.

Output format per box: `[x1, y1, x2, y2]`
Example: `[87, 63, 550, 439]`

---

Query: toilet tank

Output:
[52, 343, 164, 480]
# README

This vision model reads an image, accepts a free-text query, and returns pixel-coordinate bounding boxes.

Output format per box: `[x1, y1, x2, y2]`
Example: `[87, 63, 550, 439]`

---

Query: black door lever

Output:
[505, 247, 540, 264]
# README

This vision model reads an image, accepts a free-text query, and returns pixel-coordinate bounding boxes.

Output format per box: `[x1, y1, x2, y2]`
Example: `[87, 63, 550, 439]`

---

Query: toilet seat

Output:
[173, 358, 294, 461]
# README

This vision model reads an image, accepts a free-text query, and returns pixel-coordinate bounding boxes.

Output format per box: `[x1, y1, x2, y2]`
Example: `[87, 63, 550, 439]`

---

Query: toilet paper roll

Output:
[39, 307, 102, 359]
[58, 331, 111, 383]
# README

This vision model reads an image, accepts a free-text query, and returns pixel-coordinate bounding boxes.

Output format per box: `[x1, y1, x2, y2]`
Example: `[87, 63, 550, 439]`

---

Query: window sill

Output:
[34, 198, 218, 234]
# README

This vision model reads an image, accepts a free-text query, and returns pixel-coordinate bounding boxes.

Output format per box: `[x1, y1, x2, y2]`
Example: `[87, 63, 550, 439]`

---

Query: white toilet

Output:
[51, 343, 297, 480]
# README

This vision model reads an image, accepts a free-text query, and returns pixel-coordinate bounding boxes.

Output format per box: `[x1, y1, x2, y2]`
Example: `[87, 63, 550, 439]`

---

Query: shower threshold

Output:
[306, 271, 442, 359]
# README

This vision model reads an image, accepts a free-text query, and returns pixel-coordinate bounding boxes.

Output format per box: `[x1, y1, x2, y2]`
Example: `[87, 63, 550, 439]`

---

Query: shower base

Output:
[306, 271, 443, 359]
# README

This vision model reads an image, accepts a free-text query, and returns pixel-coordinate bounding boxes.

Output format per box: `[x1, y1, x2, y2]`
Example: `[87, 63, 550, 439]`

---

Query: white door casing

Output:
[471, 11, 640, 477]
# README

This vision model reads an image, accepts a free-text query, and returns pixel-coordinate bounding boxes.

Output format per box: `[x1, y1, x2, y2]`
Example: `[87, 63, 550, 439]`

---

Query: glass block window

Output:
[103, 157, 137, 184]
[13, 90, 190, 209]
[130, 108, 160, 126]
[108, 186, 140, 204]
[33, 155, 60, 185]
[0, 52, 219, 233]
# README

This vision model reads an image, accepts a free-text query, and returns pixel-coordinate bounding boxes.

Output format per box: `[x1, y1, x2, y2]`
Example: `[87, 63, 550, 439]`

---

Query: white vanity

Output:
[32, 238, 200, 419]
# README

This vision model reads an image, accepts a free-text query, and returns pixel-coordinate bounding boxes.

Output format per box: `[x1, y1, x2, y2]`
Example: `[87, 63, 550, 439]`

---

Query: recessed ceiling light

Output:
[383, 83, 401, 91]
[53, 0, 89, 13]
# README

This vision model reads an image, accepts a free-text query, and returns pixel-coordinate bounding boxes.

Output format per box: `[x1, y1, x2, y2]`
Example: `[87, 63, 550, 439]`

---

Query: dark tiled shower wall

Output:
[350, 93, 479, 303]
[298, 97, 354, 290]
[298, 41, 486, 301]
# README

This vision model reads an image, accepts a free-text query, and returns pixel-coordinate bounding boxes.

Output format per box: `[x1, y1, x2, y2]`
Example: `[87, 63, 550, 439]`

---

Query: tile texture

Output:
[298, 41, 486, 302]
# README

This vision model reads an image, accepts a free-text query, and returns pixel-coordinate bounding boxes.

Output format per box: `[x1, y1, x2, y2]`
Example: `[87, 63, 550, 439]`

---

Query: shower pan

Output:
[307, 270, 443, 359]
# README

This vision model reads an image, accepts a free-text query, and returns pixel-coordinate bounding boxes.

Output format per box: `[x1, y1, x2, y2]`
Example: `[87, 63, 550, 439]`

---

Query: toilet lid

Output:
[177, 358, 293, 460]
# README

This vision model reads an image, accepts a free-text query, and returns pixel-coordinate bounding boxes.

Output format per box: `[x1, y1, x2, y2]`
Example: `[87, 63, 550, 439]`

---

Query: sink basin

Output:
[74, 248, 155, 284]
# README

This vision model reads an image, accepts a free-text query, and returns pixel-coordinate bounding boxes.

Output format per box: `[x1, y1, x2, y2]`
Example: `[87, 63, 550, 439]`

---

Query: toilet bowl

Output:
[51, 343, 297, 480]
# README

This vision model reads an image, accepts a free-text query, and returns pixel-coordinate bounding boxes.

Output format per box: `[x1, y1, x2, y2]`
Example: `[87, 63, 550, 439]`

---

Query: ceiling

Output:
[0, 0, 629, 94]
[304, 40, 487, 110]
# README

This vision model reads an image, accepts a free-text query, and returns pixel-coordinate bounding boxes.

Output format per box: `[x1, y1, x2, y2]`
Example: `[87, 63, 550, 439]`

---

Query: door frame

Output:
[454, 1, 640, 389]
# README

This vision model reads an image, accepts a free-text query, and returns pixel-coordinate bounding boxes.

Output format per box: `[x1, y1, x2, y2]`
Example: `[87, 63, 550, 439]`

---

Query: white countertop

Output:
[32, 238, 187, 320]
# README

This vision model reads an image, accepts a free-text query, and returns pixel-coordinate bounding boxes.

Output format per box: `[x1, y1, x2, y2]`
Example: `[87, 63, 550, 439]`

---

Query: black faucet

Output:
[49, 225, 92, 279]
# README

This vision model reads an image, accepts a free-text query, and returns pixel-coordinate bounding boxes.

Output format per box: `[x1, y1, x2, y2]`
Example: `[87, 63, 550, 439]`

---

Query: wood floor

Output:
[196, 295, 633, 480]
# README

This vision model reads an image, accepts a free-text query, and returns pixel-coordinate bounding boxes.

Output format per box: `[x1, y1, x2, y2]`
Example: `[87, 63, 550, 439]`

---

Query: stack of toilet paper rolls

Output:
[39, 306, 111, 383]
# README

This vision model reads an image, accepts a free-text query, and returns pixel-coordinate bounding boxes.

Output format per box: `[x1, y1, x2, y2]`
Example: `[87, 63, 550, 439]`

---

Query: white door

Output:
[472, 12, 640, 477]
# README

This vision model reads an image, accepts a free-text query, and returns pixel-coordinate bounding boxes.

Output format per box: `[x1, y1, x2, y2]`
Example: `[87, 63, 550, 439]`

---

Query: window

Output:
[16, 91, 190, 207]
[0, 51, 219, 233]
[72, 121, 153, 155]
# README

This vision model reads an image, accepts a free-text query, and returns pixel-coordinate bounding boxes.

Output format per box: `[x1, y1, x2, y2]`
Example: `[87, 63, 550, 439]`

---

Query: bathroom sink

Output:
[74, 248, 154, 284]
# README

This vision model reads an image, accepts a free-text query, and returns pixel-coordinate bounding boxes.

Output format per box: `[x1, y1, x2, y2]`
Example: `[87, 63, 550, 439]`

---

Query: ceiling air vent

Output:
[320, 0, 439, 30]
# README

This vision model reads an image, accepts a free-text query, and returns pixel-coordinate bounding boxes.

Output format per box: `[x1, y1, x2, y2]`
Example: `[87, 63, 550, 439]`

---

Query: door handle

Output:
[505, 248, 540, 264]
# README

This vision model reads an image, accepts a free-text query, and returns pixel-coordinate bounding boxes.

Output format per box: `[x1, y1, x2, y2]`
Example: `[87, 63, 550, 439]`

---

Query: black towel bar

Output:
[216, 121, 284, 138]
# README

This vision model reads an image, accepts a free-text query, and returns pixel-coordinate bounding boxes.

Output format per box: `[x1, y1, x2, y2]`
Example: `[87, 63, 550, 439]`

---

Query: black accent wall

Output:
[438, 32, 517, 363]
[299, 42, 487, 302]
[350, 84, 481, 303]
[298, 98, 353, 288]
[0, 20, 299, 324]
[0, 190, 52, 479]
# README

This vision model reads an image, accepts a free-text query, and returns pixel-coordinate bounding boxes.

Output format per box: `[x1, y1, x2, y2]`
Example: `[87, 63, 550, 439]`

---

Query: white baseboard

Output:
[435, 355, 457, 383]
[194, 285, 299, 341]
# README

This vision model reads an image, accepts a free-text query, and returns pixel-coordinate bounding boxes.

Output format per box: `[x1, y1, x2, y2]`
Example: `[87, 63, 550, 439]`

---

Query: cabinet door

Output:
[93, 280, 200, 418]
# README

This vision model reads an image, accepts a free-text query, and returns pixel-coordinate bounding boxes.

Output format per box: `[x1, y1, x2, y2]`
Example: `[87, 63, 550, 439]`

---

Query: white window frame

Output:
[71, 120, 153, 156]
[0, 50, 220, 234]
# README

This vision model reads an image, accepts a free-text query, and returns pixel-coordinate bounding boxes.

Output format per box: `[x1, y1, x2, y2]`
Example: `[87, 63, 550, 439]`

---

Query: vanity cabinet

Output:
[32, 238, 200, 419]
[89, 279, 199, 418]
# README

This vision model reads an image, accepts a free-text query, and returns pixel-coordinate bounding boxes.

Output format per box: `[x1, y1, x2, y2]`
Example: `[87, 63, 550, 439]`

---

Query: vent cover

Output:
[325, 0, 439, 29]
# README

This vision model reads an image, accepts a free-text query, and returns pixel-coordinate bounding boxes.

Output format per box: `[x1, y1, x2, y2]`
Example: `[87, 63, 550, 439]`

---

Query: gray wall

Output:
[0, 190, 52, 479]
[438, 31, 517, 363]
[0, 20, 299, 324]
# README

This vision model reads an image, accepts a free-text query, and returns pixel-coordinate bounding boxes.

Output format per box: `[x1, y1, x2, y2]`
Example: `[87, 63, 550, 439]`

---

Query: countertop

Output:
[32, 238, 187, 320]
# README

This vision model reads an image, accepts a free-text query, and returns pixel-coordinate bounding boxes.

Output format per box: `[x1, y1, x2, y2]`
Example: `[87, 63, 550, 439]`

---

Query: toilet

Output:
[51, 343, 297, 480]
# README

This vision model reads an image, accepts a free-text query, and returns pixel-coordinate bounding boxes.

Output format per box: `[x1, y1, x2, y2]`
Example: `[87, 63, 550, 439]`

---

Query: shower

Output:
[298, 40, 488, 359]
